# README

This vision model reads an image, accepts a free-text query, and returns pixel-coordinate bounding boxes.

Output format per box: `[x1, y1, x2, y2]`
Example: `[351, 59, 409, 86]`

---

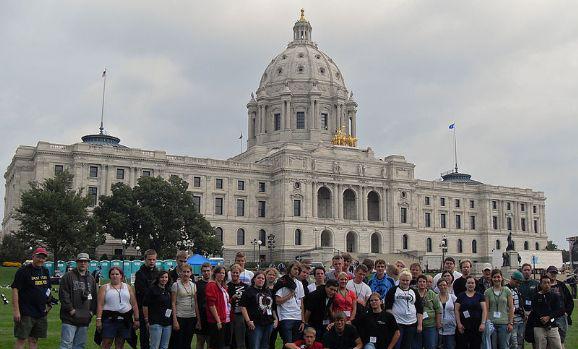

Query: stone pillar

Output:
[351, 113, 357, 137]
[312, 183, 318, 218]
[361, 187, 367, 221]
[309, 98, 315, 130]
[285, 99, 292, 129]
[336, 184, 342, 219]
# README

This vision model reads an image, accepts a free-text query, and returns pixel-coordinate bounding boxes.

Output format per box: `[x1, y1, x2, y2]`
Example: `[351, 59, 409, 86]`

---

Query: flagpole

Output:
[240, 134, 243, 153]
[453, 124, 458, 173]
[100, 68, 107, 135]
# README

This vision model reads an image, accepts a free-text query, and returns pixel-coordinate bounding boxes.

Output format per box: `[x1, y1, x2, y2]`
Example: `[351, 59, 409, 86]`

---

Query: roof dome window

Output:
[277, 67, 283, 75]
[315, 54, 321, 59]
[298, 52, 304, 58]
[319, 67, 326, 74]
[298, 65, 304, 73]
[282, 54, 287, 59]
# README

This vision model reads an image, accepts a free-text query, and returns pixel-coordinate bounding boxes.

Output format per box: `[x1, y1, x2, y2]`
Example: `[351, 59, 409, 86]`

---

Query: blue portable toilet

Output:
[99, 260, 111, 280]
[89, 260, 99, 273]
[123, 260, 132, 278]
[67, 261, 77, 271]
[164, 259, 176, 272]
[132, 260, 143, 276]
[155, 260, 164, 271]
[45, 261, 54, 276]
[57, 261, 66, 275]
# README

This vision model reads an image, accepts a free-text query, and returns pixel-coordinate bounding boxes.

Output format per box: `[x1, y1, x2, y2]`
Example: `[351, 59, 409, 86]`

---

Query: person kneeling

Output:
[284, 327, 323, 349]
[322, 312, 362, 349]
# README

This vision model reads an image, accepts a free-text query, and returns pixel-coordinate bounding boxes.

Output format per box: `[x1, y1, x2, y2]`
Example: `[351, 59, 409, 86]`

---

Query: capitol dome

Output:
[245, 10, 358, 152]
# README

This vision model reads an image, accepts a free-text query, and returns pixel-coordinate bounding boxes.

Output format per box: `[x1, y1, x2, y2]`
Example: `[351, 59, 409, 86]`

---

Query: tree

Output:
[545, 240, 559, 251]
[14, 171, 105, 270]
[94, 175, 221, 259]
[0, 234, 31, 262]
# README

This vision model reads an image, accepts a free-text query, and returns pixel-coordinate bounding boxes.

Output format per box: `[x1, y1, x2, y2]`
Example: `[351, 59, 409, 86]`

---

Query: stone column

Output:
[336, 184, 342, 219]
[309, 98, 315, 130]
[312, 183, 318, 218]
[351, 113, 357, 137]
[285, 99, 292, 129]
[361, 187, 367, 221]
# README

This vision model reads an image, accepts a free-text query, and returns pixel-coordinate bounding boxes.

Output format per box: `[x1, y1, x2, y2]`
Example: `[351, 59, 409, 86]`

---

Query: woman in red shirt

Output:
[332, 272, 357, 322]
[205, 265, 231, 349]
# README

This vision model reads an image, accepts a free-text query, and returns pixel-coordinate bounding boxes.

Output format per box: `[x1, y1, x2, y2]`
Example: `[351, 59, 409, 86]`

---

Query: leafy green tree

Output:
[0, 234, 31, 262]
[94, 175, 221, 259]
[14, 171, 105, 270]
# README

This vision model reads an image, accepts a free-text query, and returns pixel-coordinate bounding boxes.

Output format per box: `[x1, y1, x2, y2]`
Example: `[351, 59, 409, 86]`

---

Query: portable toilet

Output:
[89, 260, 99, 274]
[123, 260, 132, 279]
[99, 260, 111, 280]
[67, 261, 77, 272]
[56, 261, 66, 276]
[44, 261, 55, 276]
[131, 260, 144, 283]
[164, 259, 176, 272]
[155, 260, 164, 271]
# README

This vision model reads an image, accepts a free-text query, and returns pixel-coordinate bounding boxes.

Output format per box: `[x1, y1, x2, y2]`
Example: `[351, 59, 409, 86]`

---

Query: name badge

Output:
[323, 319, 330, 325]
[165, 309, 172, 318]
[422, 312, 429, 319]
[45, 289, 51, 297]
[87, 294, 93, 300]
[463, 310, 470, 319]
[493, 311, 501, 318]
[344, 310, 351, 317]
[370, 337, 377, 343]
[266, 309, 272, 316]
[525, 300, 532, 306]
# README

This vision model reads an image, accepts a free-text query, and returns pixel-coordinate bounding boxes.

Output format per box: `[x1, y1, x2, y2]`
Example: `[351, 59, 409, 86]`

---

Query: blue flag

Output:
[449, 123, 455, 129]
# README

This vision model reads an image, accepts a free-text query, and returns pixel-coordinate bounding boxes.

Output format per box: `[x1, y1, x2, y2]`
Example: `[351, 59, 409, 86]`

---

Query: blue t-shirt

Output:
[368, 274, 395, 299]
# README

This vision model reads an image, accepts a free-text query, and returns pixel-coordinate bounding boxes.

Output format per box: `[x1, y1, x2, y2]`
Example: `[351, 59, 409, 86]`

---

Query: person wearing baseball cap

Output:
[505, 271, 525, 349]
[58, 252, 98, 349]
[546, 265, 574, 344]
[11, 247, 52, 348]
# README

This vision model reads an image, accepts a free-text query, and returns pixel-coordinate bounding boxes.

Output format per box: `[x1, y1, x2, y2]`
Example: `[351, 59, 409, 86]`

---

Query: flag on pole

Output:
[238, 133, 243, 139]
[102, 69, 107, 78]
[449, 123, 455, 129]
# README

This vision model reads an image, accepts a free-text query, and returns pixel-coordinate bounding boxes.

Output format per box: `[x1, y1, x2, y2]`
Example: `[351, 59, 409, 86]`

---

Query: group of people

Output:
[10, 248, 575, 349]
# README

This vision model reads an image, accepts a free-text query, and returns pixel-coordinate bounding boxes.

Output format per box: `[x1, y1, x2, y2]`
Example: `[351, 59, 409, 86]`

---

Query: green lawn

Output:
[0, 267, 576, 348]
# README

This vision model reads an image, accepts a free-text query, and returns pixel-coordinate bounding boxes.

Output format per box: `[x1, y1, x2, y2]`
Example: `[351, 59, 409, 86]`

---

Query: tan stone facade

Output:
[2, 13, 548, 265]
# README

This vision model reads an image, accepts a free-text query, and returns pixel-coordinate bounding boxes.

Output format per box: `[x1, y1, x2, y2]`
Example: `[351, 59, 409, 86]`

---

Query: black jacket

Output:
[134, 264, 159, 306]
[59, 269, 97, 326]
[531, 291, 564, 327]
[305, 285, 334, 329]
[550, 281, 574, 318]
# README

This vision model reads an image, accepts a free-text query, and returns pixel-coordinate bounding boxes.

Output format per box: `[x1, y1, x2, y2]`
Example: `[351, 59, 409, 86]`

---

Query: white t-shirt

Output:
[346, 279, 372, 303]
[389, 287, 419, 325]
[275, 278, 305, 321]
[439, 294, 457, 335]
[227, 270, 254, 286]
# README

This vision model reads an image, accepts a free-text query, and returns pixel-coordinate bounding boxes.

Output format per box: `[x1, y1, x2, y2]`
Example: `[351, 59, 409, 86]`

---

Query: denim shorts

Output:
[102, 318, 131, 339]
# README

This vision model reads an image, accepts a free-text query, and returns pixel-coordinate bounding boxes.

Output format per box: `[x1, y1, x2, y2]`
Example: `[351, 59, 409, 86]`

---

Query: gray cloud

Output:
[1, 1, 576, 247]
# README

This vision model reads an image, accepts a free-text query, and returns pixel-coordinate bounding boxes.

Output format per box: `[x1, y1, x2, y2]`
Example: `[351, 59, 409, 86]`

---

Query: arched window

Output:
[343, 189, 357, 220]
[524, 241, 529, 250]
[535, 242, 540, 250]
[458, 239, 463, 253]
[317, 187, 332, 218]
[236, 228, 245, 245]
[259, 229, 266, 245]
[214, 227, 223, 242]
[321, 230, 332, 247]
[367, 191, 380, 221]
[496, 240, 501, 250]
[426, 238, 432, 252]
[294, 229, 302, 245]
[371, 233, 380, 253]
[346, 231, 357, 252]
[402, 234, 409, 250]
[472, 239, 477, 253]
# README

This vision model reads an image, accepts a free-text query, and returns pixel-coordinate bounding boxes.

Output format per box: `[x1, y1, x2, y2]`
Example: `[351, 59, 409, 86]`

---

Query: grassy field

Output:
[0, 267, 577, 348]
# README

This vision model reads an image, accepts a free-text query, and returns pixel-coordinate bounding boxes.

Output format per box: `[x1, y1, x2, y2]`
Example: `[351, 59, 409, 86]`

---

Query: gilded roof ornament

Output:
[300, 8, 307, 22]
[331, 126, 357, 147]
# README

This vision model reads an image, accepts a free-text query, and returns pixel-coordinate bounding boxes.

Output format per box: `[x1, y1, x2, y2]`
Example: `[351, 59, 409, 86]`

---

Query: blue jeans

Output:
[149, 324, 171, 349]
[492, 324, 511, 349]
[509, 322, 524, 349]
[439, 335, 455, 349]
[278, 319, 302, 344]
[364, 344, 377, 349]
[60, 323, 88, 349]
[412, 326, 438, 349]
[248, 323, 273, 349]
[396, 324, 417, 349]
[554, 315, 568, 343]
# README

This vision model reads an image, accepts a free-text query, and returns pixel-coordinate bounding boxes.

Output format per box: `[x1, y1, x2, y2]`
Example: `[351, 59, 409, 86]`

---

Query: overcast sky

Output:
[1, 1, 576, 247]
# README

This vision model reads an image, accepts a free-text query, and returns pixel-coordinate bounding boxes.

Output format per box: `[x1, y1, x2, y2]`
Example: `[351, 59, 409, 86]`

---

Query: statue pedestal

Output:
[501, 250, 521, 279]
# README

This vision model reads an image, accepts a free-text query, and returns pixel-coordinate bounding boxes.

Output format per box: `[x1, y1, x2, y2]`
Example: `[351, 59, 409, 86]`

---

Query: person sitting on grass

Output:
[322, 312, 363, 349]
[284, 327, 323, 349]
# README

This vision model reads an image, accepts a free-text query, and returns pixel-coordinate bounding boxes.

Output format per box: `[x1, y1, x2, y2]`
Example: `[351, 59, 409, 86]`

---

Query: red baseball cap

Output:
[32, 247, 48, 257]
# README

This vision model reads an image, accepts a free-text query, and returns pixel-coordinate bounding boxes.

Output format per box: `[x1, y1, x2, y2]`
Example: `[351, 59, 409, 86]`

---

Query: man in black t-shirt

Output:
[195, 262, 213, 349]
[305, 280, 338, 340]
[453, 259, 474, 296]
[11, 247, 52, 349]
[322, 312, 362, 349]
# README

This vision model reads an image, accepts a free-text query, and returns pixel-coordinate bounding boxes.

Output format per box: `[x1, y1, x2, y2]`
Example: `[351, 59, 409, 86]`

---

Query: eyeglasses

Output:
[77, 260, 89, 263]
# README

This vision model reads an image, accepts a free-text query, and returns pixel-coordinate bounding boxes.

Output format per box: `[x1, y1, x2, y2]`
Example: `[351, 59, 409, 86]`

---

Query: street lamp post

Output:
[121, 239, 127, 261]
[251, 239, 260, 264]
[267, 234, 276, 264]
[439, 235, 448, 271]
[257, 240, 262, 269]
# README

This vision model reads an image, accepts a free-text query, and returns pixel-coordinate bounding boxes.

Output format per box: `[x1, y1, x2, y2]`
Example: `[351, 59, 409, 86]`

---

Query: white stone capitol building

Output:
[3, 12, 548, 265]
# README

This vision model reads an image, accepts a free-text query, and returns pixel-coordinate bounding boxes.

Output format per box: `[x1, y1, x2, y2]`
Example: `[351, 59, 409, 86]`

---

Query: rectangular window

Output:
[470, 200, 475, 209]
[440, 197, 446, 206]
[193, 196, 201, 213]
[507, 217, 512, 231]
[521, 203, 525, 212]
[470, 216, 476, 230]
[293, 200, 301, 217]
[216, 178, 223, 189]
[89, 166, 98, 178]
[236, 199, 245, 217]
[54, 165, 64, 175]
[296, 112, 305, 129]
[193, 176, 201, 187]
[215, 197, 223, 215]
[425, 196, 430, 206]
[521, 218, 526, 232]
[88, 186, 98, 206]
[116, 168, 125, 180]
[425, 212, 431, 227]
[456, 214, 462, 229]
[258, 201, 266, 217]
[321, 113, 328, 130]
[400, 207, 407, 223]
[455, 199, 460, 208]
[274, 113, 281, 131]
[533, 205, 537, 214]
[492, 200, 497, 210]
[493, 216, 498, 230]
[237, 180, 245, 191]
[142, 169, 151, 177]
[258, 182, 266, 193]
[507, 202, 511, 210]
[534, 219, 538, 233]
[441, 213, 447, 228]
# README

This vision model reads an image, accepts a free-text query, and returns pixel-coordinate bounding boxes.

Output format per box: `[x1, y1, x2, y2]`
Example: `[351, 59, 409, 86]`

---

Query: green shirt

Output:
[420, 289, 441, 328]
[484, 287, 512, 325]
